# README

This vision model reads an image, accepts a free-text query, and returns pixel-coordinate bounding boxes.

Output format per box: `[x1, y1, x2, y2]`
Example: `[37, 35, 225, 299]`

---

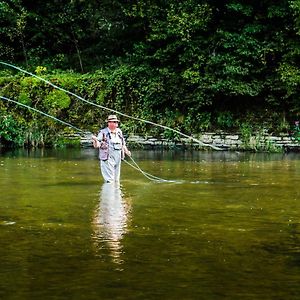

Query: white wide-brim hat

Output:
[106, 115, 120, 122]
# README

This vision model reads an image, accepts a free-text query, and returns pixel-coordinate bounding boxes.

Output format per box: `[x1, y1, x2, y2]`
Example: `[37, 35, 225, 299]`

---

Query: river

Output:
[0, 148, 299, 299]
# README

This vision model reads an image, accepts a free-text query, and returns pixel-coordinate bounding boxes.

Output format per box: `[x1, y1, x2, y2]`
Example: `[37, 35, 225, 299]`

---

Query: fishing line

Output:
[0, 95, 172, 182]
[123, 156, 176, 182]
[0, 95, 85, 133]
[0, 61, 222, 151]
[123, 159, 162, 181]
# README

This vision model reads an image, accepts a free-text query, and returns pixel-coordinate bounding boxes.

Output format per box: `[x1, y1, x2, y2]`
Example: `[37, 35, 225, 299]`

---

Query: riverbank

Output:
[78, 131, 300, 152]
[1, 130, 299, 152]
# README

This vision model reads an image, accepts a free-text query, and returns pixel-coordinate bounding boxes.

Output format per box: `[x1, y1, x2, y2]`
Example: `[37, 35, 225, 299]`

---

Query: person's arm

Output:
[123, 144, 131, 157]
[119, 129, 131, 156]
[91, 135, 100, 148]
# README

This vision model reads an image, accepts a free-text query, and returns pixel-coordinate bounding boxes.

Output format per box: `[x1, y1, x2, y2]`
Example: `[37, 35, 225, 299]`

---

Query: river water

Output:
[0, 148, 299, 299]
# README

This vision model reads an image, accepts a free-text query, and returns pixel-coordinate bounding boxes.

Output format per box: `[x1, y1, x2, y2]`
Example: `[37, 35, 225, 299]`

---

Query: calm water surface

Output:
[0, 148, 299, 299]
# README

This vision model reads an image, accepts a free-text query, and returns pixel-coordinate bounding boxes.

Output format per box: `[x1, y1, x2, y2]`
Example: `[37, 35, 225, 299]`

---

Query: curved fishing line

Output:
[0, 61, 222, 151]
[0, 96, 85, 133]
[124, 157, 172, 182]
[0, 95, 172, 182]
[128, 157, 162, 180]
[127, 156, 174, 182]
[123, 159, 160, 181]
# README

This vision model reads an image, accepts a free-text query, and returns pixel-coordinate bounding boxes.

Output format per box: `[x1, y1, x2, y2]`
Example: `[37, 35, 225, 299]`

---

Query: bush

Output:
[43, 90, 71, 110]
[0, 112, 25, 146]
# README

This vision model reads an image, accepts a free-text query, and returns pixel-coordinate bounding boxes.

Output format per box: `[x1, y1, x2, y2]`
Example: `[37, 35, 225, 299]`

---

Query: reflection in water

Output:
[92, 183, 130, 264]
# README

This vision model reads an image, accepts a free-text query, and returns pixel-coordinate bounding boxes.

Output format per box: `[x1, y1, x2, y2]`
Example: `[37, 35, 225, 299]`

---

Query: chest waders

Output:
[97, 128, 125, 183]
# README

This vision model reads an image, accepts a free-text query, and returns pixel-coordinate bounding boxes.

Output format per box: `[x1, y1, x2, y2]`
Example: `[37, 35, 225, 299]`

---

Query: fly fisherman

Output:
[92, 115, 131, 183]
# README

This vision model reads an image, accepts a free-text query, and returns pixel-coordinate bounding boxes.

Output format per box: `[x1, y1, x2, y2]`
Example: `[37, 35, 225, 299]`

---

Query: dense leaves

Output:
[0, 0, 300, 146]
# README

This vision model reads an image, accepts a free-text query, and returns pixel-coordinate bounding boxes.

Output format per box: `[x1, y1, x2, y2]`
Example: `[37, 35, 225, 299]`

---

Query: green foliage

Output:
[277, 62, 300, 114]
[43, 90, 71, 110]
[0, 111, 25, 146]
[24, 127, 45, 148]
[293, 121, 300, 142]
[216, 112, 234, 129]
[183, 110, 211, 132]
[35, 66, 47, 75]
[18, 92, 31, 105]
[0, 0, 300, 148]
[239, 122, 253, 148]
[290, 0, 300, 34]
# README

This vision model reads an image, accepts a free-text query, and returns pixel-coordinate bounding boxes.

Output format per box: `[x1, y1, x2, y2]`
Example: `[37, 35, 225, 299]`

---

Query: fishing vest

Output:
[97, 127, 125, 161]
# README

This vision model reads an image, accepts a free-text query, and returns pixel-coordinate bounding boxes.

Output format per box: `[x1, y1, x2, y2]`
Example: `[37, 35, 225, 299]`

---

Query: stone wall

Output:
[79, 131, 300, 152]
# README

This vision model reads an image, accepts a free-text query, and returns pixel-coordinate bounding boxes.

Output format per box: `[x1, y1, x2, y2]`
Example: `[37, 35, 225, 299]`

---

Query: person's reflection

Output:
[92, 182, 130, 264]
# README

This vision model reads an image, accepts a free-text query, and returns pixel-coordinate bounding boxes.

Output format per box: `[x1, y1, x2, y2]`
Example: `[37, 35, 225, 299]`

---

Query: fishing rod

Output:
[0, 61, 222, 151]
[0, 95, 171, 182]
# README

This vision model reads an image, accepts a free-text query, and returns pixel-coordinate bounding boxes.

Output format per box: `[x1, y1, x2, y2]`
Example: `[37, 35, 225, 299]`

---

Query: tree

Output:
[0, 0, 29, 64]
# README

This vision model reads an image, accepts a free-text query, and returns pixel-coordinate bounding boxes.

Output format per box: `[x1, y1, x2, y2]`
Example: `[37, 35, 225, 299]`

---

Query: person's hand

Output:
[91, 135, 100, 148]
[125, 149, 131, 157]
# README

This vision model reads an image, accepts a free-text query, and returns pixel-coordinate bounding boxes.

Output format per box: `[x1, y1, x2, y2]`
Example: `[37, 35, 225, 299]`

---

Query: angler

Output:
[92, 115, 131, 183]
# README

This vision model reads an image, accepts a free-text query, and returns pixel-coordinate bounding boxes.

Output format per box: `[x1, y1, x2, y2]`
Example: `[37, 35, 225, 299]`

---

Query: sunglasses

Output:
[108, 121, 118, 123]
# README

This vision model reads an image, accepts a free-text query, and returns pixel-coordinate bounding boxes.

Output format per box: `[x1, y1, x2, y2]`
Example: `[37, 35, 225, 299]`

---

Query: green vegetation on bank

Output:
[0, 1, 300, 148]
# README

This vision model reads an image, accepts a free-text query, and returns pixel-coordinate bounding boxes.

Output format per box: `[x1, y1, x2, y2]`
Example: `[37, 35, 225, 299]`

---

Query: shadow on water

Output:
[92, 183, 131, 264]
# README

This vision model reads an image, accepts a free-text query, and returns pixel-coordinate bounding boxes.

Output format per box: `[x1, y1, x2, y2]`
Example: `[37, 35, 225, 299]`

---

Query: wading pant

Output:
[100, 149, 122, 183]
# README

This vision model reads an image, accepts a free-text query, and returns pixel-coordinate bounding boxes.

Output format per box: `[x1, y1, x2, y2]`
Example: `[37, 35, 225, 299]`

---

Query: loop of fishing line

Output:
[0, 61, 223, 151]
[122, 159, 160, 181]
[124, 156, 174, 182]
